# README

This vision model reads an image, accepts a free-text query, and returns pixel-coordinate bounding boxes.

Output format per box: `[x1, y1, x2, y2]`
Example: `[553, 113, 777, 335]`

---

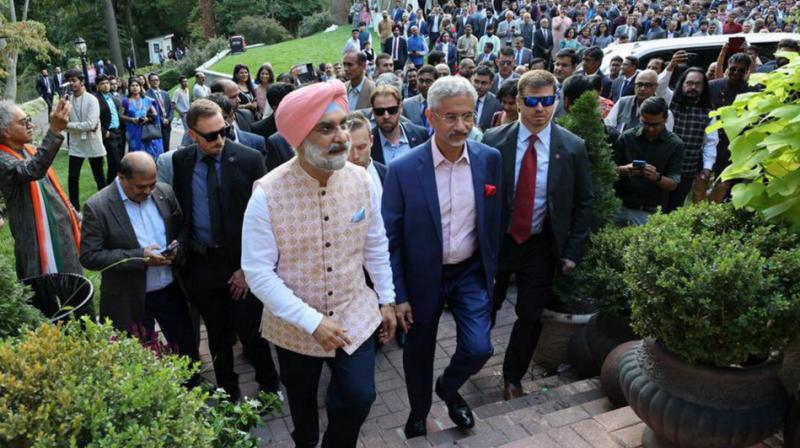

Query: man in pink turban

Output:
[241, 80, 397, 448]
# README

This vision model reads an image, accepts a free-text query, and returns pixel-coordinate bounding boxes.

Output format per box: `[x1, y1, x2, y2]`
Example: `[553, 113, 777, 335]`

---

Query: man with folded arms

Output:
[241, 80, 396, 448]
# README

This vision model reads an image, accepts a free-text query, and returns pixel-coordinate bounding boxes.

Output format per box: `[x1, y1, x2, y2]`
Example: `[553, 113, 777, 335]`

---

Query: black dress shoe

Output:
[436, 376, 475, 429]
[404, 416, 427, 439]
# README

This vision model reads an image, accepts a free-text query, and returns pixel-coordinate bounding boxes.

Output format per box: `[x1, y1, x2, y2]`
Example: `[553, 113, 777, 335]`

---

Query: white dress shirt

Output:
[115, 179, 172, 292]
[241, 178, 395, 335]
[432, 138, 477, 264]
[366, 161, 384, 198]
[514, 121, 551, 235]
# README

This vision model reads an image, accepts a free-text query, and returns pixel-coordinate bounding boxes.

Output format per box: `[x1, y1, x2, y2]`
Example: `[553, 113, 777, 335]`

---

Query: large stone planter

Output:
[619, 339, 787, 448]
[567, 312, 636, 378]
[532, 309, 593, 371]
[600, 340, 640, 408]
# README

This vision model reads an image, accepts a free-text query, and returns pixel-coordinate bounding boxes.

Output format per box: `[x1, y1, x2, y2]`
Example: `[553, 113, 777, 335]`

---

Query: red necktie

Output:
[510, 134, 538, 244]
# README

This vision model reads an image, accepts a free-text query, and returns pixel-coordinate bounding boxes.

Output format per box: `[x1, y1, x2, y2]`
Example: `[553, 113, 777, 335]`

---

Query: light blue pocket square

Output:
[351, 207, 366, 223]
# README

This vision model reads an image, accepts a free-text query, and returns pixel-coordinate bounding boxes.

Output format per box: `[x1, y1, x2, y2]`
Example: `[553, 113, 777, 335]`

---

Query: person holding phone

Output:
[613, 97, 683, 226]
[80, 152, 199, 366]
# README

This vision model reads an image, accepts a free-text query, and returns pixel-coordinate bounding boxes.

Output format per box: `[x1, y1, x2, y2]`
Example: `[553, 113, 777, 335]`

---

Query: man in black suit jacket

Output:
[211, 78, 254, 132]
[481, 70, 593, 401]
[36, 68, 55, 116]
[533, 18, 554, 67]
[472, 65, 503, 132]
[610, 56, 639, 102]
[171, 99, 279, 401]
[387, 25, 409, 71]
[95, 75, 123, 185]
[369, 84, 429, 165]
[52, 67, 65, 96]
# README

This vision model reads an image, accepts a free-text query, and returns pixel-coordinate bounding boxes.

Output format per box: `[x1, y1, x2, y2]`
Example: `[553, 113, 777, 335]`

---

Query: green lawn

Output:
[210, 27, 379, 77]
[0, 150, 103, 310]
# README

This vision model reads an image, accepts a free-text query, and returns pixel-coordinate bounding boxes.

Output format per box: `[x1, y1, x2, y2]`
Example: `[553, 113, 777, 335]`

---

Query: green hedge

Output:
[0, 253, 44, 339]
[235, 15, 293, 46]
[299, 11, 334, 38]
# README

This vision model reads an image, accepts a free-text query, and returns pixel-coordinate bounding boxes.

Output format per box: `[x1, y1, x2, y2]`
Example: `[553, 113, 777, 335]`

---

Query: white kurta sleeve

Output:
[703, 119, 719, 170]
[362, 178, 396, 305]
[241, 187, 324, 335]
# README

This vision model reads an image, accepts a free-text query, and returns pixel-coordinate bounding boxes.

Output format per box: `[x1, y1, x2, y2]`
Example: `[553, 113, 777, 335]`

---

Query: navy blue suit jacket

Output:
[382, 140, 503, 324]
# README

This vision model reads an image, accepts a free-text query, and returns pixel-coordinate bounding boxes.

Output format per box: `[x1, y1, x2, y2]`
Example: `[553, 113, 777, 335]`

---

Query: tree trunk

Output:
[331, 0, 350, 24]
[199, 0, 217, 38]
[102, 0, 125, 76]
[4, 0, 18, 100]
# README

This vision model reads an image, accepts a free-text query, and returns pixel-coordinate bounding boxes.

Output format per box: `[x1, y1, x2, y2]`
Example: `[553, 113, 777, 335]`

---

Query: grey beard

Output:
[302, 140, 350, 171]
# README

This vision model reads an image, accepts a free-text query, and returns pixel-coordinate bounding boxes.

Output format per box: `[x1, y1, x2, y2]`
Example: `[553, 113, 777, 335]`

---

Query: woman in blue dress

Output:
[120, 78, 163, 159]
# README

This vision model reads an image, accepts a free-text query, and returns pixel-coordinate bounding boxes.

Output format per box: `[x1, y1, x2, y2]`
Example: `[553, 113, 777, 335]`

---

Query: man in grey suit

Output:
[344, 51, 377, 111]
[402, 64, 439, 128]
[146, 73, 174, 150]
[481, 70, 593, 401]
[513, 37, 534, 68]
[80, 152, 199, 364]
[472, 65, 503, 132]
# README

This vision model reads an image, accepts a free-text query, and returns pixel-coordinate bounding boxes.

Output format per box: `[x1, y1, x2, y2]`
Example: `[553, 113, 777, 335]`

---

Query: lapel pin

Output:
[228, 156, 235, 162]
[555, 153, 561, 160]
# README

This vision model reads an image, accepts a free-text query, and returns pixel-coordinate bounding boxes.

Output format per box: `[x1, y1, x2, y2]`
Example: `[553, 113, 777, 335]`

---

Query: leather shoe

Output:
[436, 376, 475, 428]
[404, 416, 427, 439]
[502, 381, 525, 401]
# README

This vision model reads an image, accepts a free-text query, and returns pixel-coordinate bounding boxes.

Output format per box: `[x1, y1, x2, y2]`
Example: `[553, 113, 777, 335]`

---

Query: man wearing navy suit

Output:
[383, 76, 503, 439]
[481, 70, 593, 401]
[146, 73, 173, 150]
[434, 32, 458, 74]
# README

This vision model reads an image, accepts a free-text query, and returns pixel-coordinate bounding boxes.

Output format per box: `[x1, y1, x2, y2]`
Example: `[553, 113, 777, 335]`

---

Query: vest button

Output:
[328, 311, 334, 316]
[327, 267, 332, 272]
[321, 190, 326, 196]
[328, 291, 333, 296]
[324, 216, 329, 221]
[325, 242, 331, 248]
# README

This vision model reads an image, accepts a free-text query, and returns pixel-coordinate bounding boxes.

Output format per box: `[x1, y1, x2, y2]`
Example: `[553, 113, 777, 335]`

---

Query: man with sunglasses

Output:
[369, 85, 428, 165]
[481, 70, 594, 401]
[490, 46, 521, 94]
[171, 99, 279, 403]
[242, 80, 396, 448]
[383, 75, 502, 439]
[709, 52, 755, 179]
[613, 97, 683, 226]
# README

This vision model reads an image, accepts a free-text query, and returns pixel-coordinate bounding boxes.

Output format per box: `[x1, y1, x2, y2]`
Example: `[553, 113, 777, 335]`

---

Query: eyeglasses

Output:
[433, 111, 476, 125]
[728, 66, 747, 73]
[635, 82, 657, 89]
[684, 80, 703, 87]
[373, 105, 400, 116]
[418, 77, 436, 85]
[498, 60, 514, 66]
[522, 95, 556, 107]
[18, 116, 33, 126]
[191, 124, 230, 142]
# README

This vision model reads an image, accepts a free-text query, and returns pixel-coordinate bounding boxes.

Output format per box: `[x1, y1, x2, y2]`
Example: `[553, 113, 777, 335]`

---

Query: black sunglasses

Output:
[373, 106, 400, 116]
[522, 95, 556, 107]
[191, 124, 231, 142]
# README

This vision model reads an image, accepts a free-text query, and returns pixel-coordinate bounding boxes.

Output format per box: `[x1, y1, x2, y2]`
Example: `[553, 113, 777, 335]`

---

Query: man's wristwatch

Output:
[654, 173, 663, 183]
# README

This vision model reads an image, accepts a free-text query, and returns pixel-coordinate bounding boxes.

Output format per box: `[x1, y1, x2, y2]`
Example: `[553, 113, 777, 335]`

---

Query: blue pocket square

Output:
[351, 207, 366, 223]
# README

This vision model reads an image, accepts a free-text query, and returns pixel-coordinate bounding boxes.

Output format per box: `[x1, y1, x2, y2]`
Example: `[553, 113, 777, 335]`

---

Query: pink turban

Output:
[275, 80, 349, 148]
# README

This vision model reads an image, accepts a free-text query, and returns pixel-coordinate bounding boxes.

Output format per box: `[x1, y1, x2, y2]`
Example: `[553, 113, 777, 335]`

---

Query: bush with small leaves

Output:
[626, 203, 800, 367]
[299, 11, 334, 38]
[235, 16, 293, 46]
[0, 253, 44, 339]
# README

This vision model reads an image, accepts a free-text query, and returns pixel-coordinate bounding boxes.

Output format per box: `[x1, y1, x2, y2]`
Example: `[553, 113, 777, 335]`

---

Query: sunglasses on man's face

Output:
[192, 124, 231, 142]
[374, 105, 400, 116]
[522, 95, 556, 107]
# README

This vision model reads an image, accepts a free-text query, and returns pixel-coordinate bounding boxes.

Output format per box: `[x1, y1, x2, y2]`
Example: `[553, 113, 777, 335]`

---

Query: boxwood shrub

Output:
[626, 202, 800, 367]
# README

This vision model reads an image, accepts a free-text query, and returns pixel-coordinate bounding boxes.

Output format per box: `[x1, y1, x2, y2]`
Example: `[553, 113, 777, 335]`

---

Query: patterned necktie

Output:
[510, 134, 538, 244]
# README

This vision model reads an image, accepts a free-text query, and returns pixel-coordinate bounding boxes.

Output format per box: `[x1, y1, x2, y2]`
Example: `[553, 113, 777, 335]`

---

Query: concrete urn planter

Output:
[619, 339, 787, 448]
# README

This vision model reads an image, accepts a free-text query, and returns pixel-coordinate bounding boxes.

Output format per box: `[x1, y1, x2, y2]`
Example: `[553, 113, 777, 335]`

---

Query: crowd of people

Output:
[4, 0, 799, 445]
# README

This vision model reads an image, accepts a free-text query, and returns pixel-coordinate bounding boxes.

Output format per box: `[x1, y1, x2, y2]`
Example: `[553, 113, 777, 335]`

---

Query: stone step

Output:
[401, 378, 613, 447]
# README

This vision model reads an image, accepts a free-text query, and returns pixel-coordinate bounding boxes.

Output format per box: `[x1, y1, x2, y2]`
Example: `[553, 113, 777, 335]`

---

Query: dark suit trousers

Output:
[103, 128, 122, 186]
[276, 338, 376, 448]
[68, 155, 105, 210]
[161, 125, 172, 152]
[41, 94, 53, 116]
[141, 282, 200, 362]
[186, 249, 279, 394]
[405, 254, 493, 420]
[500, 231, 557, 384]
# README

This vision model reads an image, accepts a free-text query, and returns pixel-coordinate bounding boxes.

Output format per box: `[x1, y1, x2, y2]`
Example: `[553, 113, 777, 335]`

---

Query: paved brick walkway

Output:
[198, 289, 785, 448]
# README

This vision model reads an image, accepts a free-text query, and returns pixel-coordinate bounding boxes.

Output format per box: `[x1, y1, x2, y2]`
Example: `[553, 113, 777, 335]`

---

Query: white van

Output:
[599, 32, 800, 74]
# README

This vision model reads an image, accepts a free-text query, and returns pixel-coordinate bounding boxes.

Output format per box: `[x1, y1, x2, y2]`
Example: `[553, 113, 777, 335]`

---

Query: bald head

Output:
[118, 152, 157, 202]
[635, 69, 659, 101]
[210, 78, 241, 109]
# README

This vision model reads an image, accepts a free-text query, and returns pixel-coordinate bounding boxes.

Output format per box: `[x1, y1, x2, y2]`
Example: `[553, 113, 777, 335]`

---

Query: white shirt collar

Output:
[517, 120, 552, 150]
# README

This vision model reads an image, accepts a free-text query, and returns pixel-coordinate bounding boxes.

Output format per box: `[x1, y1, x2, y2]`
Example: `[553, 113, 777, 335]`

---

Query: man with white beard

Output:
[241, 80, 396, 448]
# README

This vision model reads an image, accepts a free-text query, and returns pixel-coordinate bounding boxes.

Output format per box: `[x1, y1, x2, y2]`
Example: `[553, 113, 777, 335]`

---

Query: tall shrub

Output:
[299, 11, 334, 37]
[552, 90, 621, 310]
[710, 52, 800, 229]
[235, 16, 292, 45]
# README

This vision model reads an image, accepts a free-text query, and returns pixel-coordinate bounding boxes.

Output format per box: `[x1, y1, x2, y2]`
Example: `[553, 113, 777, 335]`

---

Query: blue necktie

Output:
[421, 100, 428, 128]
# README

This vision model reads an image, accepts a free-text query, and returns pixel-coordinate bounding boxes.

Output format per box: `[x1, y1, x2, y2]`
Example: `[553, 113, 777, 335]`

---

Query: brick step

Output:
[402, 377, 614, 447]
